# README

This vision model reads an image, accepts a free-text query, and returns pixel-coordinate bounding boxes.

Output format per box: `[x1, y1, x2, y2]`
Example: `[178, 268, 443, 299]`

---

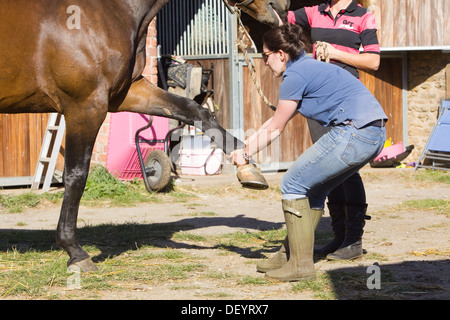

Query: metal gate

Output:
[156, 0, 244, 140]
[157, 0, 231, 58]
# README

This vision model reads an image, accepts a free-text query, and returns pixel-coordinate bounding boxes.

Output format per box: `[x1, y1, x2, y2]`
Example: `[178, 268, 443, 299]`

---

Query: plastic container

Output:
[106, 112, 169, 180]
[179, 135, 223, 175]
[372, 142, 404, 163]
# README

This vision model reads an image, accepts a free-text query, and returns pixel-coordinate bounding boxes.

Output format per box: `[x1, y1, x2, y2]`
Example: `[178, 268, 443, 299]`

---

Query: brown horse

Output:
[0, 0, 290, 271]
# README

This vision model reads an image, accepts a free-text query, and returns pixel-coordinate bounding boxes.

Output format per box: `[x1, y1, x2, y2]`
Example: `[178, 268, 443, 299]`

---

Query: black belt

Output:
[346, 120, 385, 128]
[365, 120, 385, 128]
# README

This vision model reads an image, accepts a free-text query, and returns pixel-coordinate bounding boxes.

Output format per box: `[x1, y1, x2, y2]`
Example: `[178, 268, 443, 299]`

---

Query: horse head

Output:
[226, 0, 290, 27]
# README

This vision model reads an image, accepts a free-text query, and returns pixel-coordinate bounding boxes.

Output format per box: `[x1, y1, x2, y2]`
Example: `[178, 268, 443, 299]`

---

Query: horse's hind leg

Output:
[116, 77, 245, 154]
[56, 109, 107, 272]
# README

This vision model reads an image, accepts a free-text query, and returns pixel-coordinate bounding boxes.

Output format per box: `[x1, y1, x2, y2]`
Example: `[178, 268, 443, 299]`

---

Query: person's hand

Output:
[229, 149, 248, 167]
[316, 41, 342, 63]
[324, 42, 340, 61]
[315, 41, 331, 63]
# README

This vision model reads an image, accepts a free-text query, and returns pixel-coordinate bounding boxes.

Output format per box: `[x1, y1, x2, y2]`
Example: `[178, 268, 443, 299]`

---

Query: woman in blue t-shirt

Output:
[230, 23, 386, 282]
[287, 0, 381, 263]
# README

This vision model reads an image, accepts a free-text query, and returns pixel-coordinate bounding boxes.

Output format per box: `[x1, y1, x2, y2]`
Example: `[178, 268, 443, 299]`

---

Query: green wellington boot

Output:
[265, 198, 317, 282]
[256, 208, 322, 273]
[256, 236, 289, 273]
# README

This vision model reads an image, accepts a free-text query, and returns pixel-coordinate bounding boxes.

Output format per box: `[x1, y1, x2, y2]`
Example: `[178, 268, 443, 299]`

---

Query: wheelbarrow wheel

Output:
[144, 149, 172, 191]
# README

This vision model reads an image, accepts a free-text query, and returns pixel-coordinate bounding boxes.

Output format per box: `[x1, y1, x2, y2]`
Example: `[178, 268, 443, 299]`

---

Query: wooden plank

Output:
[379, 0, 394, 47]
[0, 113, 65, 179]
[405, 0, 418, 47]
[360, 57, 403, 144]
[445, 0, 450, 46]
[243, 58, 311, 165]
[392, 0, 407, 47]
[419, 0, 432, 47]
[431, 0, 445, 46]
[193, 58, 230, 130]
[378, 0, 450, 48]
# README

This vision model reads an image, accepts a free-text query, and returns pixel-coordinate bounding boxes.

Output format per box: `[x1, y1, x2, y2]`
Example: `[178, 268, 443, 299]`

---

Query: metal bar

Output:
[157, 0, 230, 57]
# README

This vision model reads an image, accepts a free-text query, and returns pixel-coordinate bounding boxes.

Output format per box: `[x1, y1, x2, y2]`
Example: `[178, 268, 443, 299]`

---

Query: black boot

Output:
[327, 204, 370, 260]
[314, 203, 345, 256]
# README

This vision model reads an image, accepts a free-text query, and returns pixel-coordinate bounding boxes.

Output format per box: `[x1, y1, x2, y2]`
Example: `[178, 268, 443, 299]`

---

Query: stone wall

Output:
[407, 51, 450, 162]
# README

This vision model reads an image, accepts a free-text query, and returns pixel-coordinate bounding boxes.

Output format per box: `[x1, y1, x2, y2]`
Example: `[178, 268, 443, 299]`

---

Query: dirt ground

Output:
[0, 167, 449, 300]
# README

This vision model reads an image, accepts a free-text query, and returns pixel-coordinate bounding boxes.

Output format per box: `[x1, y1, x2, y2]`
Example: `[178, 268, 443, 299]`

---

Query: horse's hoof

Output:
[236, 164, 269, 190]
[68, 258, 98, 272]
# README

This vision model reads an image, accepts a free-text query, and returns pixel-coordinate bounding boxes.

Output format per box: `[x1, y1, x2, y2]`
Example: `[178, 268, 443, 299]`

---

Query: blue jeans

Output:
[281, 123, 386, 208]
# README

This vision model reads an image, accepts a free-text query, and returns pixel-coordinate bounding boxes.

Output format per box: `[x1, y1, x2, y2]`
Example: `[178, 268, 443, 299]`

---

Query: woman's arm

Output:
[230, 100, 299, 165]
[325, 45, 380, 71]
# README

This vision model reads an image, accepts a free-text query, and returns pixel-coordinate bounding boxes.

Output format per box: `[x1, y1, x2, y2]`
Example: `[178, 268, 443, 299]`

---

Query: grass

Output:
[399, 199, 450, 216]
[0, 165, 198, 213]
[0, 226, 287, 298]
[0, 191, 63, 213]
[412, 170, 450, 184]
[1, 167, 447, 214]
[0, 167, 449, 299]
[0, 220, 448, 299]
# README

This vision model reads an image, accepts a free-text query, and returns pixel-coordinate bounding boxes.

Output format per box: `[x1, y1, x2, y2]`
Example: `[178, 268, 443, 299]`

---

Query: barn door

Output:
[360, 56, 405, 145]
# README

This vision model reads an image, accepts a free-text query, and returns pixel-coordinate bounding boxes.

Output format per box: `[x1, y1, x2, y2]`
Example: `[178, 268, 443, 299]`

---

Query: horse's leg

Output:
[115, 77, 245, 154]
[56, 109, 107, 272]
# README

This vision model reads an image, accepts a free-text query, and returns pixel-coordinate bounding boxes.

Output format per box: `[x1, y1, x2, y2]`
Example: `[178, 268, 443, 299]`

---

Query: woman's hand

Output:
[229, 149, 248, 167]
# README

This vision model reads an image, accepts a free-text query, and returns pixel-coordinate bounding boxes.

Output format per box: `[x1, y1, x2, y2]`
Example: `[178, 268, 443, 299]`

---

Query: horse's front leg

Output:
[115, 77, 245, 154]
[56, 109, 107, 272]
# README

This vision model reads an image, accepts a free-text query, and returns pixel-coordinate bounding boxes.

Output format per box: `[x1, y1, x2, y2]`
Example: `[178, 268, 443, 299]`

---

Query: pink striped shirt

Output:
[288, 0, 380, 78]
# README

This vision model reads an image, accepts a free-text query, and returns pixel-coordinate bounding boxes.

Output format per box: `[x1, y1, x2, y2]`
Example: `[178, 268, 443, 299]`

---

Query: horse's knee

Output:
[56, 225, 77, 249]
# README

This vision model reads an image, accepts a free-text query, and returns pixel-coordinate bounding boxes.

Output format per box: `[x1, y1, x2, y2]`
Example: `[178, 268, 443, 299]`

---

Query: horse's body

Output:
[0, 0, 290, 271]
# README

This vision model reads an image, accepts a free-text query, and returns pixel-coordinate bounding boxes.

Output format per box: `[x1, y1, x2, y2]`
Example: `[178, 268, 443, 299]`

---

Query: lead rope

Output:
[223, 1, 276, 112]
[236, 19, 277, 111]
[315, 41, 331, 63]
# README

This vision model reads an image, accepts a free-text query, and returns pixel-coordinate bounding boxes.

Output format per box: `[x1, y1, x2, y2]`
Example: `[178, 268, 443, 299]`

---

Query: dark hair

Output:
[263, 24, 306, 58]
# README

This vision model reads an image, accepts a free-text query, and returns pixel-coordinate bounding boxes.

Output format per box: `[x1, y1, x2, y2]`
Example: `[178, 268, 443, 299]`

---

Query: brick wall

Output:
[407, 51, 450, 162]
[91, 19, 158, 166]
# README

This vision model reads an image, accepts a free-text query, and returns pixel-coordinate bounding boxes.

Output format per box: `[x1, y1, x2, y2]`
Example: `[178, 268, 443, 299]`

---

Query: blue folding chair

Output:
[415, 100, 450, 171]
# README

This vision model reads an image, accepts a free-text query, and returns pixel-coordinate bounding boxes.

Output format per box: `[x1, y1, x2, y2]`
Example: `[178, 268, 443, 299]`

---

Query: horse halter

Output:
[235, 0, 255, 7]
[224, 0, 255, 10]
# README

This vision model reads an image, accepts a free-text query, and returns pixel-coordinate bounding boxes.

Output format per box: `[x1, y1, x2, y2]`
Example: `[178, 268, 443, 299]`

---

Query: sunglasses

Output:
[262, 51, 274, 63]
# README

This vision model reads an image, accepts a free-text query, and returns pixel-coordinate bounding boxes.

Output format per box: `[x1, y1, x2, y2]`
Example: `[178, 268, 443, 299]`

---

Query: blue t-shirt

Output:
[279, 53, 387, 128]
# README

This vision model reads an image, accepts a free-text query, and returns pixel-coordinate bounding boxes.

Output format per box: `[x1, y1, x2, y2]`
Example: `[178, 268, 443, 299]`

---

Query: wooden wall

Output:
[194, 57, 311, 166]
[194, 56, 405, 166]
[360, 57, 404, 144]
[367, 0, 450, 48]
[194, 59, 231, 130]
[242, 58, 311, 165]
[244, 0, 450, 50]
[0, 113, 64, 178]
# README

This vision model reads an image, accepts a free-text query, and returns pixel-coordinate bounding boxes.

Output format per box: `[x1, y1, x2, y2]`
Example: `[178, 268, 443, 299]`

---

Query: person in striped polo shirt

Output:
[287, 0, 380, 78]
[261, 1, 381, 268]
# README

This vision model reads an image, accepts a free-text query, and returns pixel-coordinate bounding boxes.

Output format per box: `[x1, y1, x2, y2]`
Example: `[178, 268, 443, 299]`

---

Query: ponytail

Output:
[263, 24, 306, 58]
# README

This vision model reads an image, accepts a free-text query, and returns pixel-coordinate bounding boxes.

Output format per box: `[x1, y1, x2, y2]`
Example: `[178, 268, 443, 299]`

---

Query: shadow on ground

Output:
[1, 216, 449, 300]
